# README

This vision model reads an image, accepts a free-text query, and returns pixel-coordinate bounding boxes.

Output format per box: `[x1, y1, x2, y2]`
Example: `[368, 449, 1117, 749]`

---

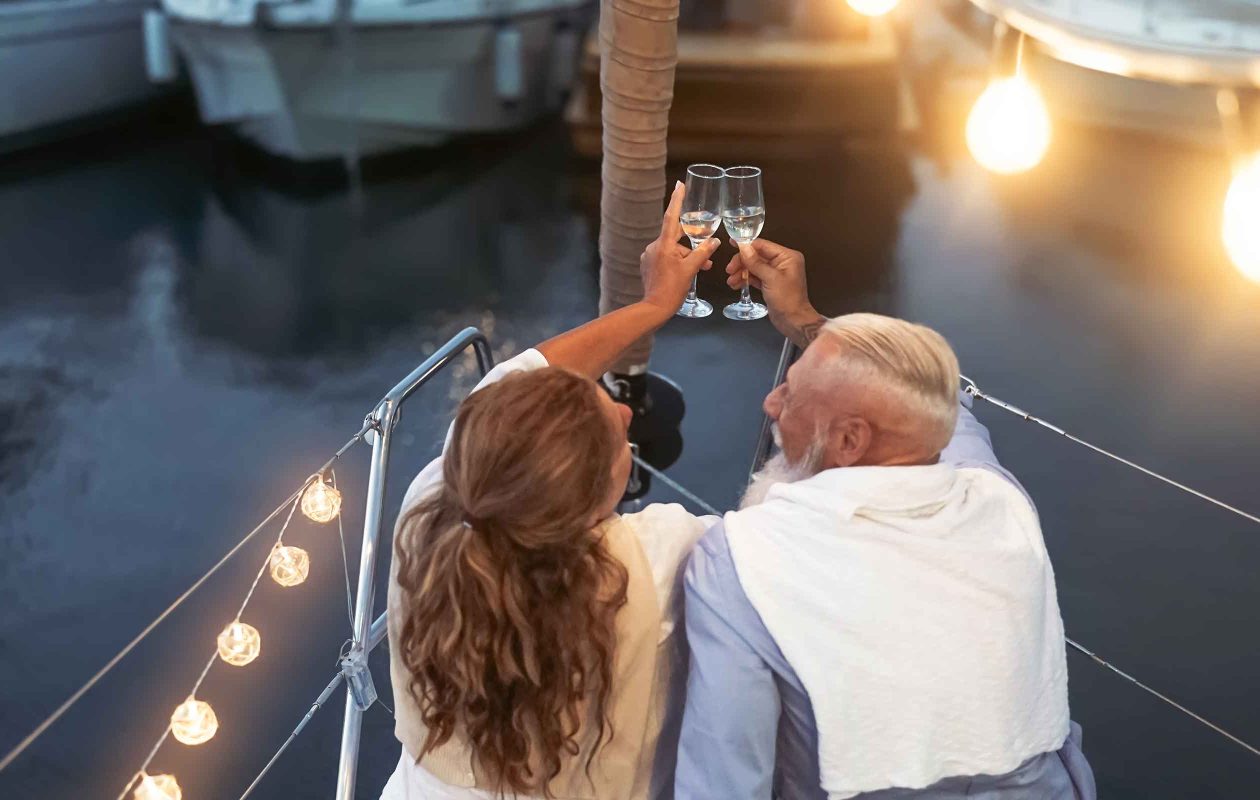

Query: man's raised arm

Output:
[725, 239, 826, 348]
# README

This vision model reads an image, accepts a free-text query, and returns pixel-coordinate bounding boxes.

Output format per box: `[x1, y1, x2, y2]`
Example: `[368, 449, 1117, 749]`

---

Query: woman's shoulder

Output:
[619, 503, 715, 577]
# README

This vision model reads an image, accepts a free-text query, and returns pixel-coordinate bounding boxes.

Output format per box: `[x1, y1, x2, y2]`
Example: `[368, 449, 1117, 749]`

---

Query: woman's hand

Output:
[535, 183, 718, 377]
[641, 182, 720, 319]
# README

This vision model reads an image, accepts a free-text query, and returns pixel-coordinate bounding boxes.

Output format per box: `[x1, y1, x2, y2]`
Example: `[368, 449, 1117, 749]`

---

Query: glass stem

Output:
[685, 237, 701, 303]
[741, 275, 752, 306]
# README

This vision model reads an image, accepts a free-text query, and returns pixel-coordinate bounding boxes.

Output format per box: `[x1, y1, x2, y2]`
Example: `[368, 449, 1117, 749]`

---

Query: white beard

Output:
[740, 430, 825, 510]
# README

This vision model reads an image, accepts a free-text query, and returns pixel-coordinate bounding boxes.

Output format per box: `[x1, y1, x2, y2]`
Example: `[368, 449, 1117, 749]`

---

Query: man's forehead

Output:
[790, 336, 844, 385]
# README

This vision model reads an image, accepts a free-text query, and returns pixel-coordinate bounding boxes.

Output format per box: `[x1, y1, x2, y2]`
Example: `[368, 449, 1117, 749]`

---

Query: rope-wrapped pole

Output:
[598, 0, 680, 374]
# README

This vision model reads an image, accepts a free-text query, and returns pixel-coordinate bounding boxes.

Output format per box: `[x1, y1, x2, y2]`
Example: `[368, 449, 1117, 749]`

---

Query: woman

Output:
[381, 184, 722, 800]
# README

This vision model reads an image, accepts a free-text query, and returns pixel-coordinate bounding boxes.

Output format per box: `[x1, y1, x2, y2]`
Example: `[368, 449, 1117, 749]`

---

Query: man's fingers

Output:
[660, 181, 684, 242]
[726, 253, 743, 275]
[701, 259, 714, 271]
[748, 237, 787, 258]
[727, 274, 763, 290]
[738, 242, 775, 282]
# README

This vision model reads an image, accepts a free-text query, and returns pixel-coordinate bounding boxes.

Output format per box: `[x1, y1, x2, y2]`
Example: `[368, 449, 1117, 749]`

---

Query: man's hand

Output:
[641, 182, 720, 318]
[726, 238, 826, 347]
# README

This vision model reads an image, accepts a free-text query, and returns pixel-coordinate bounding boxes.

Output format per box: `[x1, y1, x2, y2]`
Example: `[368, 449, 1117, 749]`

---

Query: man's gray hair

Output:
[820, 313, 960, 452]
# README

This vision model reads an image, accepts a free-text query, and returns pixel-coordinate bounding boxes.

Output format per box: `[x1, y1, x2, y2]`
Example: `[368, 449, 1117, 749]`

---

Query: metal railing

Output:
[333, 326, 494, 800]
[750, 338, 798, 479]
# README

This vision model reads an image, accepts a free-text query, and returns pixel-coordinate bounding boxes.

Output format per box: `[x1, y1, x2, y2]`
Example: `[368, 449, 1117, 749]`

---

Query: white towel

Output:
[725, 463, 1070, 799]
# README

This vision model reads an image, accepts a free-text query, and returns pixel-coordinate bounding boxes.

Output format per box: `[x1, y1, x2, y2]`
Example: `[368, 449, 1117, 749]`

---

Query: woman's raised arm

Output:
[537, 182, 719, 379]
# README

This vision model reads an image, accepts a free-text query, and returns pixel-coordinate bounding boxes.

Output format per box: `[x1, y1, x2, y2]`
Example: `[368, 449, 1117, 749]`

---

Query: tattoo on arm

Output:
[797, 315, 827, 346]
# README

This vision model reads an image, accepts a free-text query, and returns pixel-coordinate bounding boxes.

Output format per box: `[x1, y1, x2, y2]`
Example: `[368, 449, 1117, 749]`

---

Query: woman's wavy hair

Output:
[394, 367, 629, 796]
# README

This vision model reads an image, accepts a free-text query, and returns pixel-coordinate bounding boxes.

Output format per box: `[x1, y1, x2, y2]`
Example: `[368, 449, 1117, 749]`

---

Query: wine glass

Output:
[676, 164, 723, 318]
[721, 166, 768, 321]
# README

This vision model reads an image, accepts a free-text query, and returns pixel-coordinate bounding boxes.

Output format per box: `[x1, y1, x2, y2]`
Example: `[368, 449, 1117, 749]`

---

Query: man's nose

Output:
[764, 386, 783, 419]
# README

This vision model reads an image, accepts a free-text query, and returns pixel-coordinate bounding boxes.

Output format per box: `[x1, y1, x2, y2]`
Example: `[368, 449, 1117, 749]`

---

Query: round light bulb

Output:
[1223, 153, 1260, 283]
[217, 620, 261, 667]
[966, 75, 1052, 175]
[269, 544, 310, 587]
[847, 0, 898, 16]
[301, 476, 342, 523]
[170, 697, 219, 745]
[134, 773, 182, 800]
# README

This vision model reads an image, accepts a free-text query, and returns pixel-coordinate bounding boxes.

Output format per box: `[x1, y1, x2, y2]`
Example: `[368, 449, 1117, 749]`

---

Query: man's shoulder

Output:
[684, 517, 742, 597]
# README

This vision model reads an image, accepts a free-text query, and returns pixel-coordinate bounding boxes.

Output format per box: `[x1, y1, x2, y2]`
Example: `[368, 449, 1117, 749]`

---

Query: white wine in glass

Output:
[721, 207, 765, 243]
[681, 210, 720, 241]
[676, 164, 724, 318]
[721, 166, 768, 321]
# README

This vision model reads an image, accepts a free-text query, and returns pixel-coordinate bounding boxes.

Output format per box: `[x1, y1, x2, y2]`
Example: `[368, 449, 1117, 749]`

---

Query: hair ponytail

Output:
[393, 368, 628, 795]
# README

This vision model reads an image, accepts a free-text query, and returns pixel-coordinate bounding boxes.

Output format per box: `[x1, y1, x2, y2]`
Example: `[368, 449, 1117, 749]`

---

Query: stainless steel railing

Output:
[749, 338, 798, 480]
[334, 326, 494, 800]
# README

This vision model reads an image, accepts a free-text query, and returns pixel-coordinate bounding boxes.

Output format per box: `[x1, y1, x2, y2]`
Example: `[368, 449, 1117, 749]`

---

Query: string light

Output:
[301, 475, 342, 523]
[269, 545, 310, 587]
[170, 697, 219, 745]
[846, 0, 898, 16]
[1223, 153, 1260, 283]
[133, 773, 181, 800]
[966, 74, 1052, 174]
[217, 621, 261, 667]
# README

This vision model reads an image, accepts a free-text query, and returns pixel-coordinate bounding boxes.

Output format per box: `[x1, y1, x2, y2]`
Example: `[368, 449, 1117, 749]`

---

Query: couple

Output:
[379, 183, 1097, 800]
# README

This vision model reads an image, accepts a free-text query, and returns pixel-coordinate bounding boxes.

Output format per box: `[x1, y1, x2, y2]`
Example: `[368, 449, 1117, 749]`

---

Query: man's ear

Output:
[827, 416, 872, 468]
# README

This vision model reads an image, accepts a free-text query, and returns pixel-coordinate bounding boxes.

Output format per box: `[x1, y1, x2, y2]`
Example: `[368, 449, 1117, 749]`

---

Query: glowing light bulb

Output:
[170, 697, 219, 745]
[1223, 153, 1260, 283]
[217, 620, 261, 667]
[966, 75, 1052, 175]
[134, 773, 182, 800]
[847, 0, 898, 16]
[301, 475, 342, 523]
[269, 544, 310, 587]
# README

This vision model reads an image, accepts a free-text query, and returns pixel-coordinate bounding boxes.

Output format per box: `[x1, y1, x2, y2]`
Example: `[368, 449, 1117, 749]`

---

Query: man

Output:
[674, 240, 1096, 799]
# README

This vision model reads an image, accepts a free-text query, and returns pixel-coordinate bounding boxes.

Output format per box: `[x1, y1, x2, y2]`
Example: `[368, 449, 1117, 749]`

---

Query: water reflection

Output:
[187, 134, 593, 360]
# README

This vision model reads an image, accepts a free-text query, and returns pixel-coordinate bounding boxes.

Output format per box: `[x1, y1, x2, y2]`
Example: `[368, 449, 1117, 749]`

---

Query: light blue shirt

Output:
[674, 402, 1098, 800]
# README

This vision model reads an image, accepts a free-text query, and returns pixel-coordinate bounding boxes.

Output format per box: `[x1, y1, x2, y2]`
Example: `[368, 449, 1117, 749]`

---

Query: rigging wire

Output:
[632, 455, 722, 518]
[114, 493, 307, 800]
[1064, 638, 1260, 758]
[237, 672, 346, 800]
[959, 375, 1260, 529]
[331, 469, 357, 628]
[0, 423, 371, 777]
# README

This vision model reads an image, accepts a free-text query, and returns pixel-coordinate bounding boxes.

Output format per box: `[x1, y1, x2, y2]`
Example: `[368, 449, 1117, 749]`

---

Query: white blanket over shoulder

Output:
[725, 463, 1069, 799]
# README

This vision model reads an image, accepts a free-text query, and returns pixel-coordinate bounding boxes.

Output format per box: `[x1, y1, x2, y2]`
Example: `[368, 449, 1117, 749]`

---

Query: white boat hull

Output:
[166, 3, 589, 161]
[0, 0, 171, 150]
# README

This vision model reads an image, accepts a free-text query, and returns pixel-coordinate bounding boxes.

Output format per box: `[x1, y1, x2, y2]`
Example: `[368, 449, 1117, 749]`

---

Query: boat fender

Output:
[495, 25, 525, 104]
[144, 10, 179, 84]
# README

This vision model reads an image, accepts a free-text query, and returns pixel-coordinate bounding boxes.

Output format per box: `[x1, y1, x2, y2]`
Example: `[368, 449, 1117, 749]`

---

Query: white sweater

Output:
[725, 462, 1070, 799]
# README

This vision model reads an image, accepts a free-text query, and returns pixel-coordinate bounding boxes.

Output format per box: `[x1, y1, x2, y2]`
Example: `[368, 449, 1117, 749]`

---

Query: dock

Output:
[565, 19, 911, 162]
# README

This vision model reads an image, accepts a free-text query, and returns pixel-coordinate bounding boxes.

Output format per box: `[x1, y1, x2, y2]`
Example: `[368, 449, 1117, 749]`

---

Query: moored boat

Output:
[151, 0, 592, 161]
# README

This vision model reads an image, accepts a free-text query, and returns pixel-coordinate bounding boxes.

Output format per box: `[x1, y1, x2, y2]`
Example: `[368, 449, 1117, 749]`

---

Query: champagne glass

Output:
[676, 163, 723, 318]
[721, 165, 768, 321]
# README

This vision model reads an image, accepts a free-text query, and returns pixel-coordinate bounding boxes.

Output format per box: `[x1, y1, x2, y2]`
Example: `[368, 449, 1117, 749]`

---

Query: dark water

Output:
[1, 106, 1259, 800]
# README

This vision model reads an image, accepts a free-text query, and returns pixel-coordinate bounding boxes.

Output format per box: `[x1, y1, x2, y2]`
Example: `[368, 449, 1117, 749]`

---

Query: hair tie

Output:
[461, 513, 482, 530]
